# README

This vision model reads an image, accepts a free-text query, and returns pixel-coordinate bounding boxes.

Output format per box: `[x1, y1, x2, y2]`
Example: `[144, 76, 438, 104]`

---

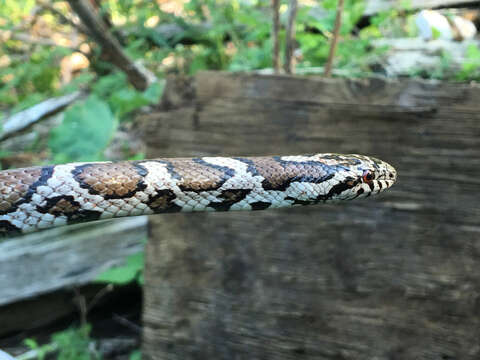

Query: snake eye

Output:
[362, 170, 374, 183]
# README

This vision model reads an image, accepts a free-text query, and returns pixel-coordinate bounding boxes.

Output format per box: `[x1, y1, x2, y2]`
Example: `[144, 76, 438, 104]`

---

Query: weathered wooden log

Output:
[0, 216, 147, 307]
[141, 71, 480, 359]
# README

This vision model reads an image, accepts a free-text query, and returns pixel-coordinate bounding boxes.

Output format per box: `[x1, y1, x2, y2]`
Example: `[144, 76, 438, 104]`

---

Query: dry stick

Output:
[87, 284, 114, 312]
[73, 287, 88, 327]
[0, 91, 84, 141]
[324, 0, 344, 77]
[112, 313, 142, 333]
[284, 0, 298, 74]
[67, 0, 151, 90]
[272, 0, 281, 73]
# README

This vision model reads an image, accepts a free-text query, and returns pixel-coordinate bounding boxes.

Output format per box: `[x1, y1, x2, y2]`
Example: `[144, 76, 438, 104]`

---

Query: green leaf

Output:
[52, 325, 93, 360]
[431, 27, 442, 40]
[91, 72, 128, 99]
[24, 338, 39, 350]
[48, 95, 117, 163]
[95, 252, 144, 285]
[108, 81, 164, 118]
[143, 81, 164, 103]
[22, 338, 52, 360]
[130, 350, 142, 360]
[109, 88, 150, 118]
[466, 44, 480, 60]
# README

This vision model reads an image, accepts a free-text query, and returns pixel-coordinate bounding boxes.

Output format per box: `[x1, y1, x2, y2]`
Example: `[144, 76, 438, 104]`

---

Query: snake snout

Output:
[373, 160, 397, 193]
[382, 161, 397, 184]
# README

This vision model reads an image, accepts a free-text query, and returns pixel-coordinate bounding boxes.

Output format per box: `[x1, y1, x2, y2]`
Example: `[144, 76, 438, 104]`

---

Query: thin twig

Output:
[272, 0, 281, 73]
[112, 313, 142, 333]
[324, 0, 345, 77]
[87, 284, 114, 312]
[73, 288, 88, 327]
[284, 0, 298, 74]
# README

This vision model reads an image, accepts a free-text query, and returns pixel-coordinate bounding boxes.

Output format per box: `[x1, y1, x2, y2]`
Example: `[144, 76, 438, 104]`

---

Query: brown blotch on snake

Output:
[242, 157, 333, 191]
[0, 166, 53, 215]
[165, 158, 232, 192]
[37, 195, 82, 216]
[72, 163, 148, 199]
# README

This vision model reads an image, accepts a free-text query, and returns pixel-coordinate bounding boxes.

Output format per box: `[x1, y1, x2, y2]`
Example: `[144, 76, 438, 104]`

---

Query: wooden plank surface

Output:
[142, 71, 480, 360]
[0, 216, 147, 306]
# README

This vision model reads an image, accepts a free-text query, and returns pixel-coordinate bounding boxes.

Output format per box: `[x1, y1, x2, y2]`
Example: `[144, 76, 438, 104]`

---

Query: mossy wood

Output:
[142, 71, 480, 360]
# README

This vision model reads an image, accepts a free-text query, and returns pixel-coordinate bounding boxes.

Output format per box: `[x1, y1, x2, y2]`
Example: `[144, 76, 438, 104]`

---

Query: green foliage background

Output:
[2, 0, 479, 165]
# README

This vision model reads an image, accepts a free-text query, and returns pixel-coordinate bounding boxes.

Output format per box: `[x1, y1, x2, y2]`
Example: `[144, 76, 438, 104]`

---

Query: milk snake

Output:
[0, 153, 396, 235]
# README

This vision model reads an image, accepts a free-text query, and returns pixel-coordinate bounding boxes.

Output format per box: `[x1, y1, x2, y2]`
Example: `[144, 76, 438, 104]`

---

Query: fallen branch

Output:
[0, 91, 84, 141]
[67, 0, 155, 90]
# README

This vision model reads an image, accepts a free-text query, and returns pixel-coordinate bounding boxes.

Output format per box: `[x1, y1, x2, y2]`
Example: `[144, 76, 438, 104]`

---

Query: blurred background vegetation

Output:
[1, 0, 478, 168]
[1, 0, 479, 359]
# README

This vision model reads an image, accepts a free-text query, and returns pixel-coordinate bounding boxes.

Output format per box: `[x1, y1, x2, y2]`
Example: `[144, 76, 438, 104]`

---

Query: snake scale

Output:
[0, 153, 396, 235]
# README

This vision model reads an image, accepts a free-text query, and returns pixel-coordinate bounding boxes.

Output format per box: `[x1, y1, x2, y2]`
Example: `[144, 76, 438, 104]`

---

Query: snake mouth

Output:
[381, 163, 397, 188]
[369, 164, 397, 195]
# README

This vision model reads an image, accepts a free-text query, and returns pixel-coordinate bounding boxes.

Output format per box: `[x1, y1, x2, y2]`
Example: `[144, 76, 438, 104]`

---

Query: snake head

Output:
[315, 154, 397, 202]
[354, 155, 397, 198]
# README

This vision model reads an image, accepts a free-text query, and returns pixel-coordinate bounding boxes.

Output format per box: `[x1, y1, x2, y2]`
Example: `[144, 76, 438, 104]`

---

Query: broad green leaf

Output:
[48, 95, 117, 163]
[109, 88, 150, 117]
[95, 252, 144, 284]
[108, 81, 164, 118]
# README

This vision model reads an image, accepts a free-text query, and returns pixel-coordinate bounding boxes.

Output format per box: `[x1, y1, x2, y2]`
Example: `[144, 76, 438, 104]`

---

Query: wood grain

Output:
[0, 216, 146, 307]
[142, 71, 480, 360]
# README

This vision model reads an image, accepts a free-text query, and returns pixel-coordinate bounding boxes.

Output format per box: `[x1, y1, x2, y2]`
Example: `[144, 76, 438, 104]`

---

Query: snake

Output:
[0, 153, 396, 235]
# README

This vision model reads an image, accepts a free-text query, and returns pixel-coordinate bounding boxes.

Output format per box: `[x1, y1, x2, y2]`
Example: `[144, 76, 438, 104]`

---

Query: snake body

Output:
[0, 153, 396, 235]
